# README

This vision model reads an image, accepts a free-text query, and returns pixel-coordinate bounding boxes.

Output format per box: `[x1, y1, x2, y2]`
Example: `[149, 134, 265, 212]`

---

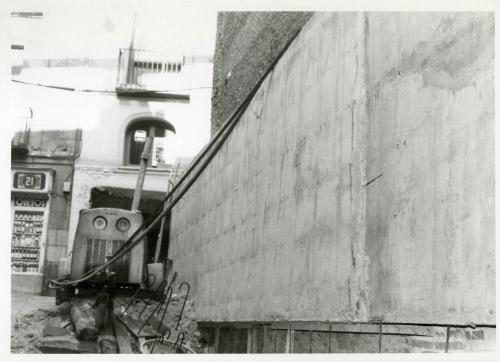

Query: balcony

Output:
[11, 126, 30, 157]
[115, 48, 189, 103]
[12, 128, 82, 160]
[116, 48, 184, 90]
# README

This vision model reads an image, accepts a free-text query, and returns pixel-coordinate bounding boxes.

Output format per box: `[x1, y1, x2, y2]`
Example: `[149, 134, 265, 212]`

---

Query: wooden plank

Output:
[311, 331, 330, 353]
[111, 313, 133, 354]
[331, 323, 380, 334]
[247, 328, 252, 353]
[288, 329, 294, 353]
[218, 328, 232, 353]
[214, 327, 220, 353]
[272, 321, 330, 331]
[202, 327, 216, 353]
[39, 336, 98, 353]
[271, 322, 380, 333]
[284, 326, 290, 353]
[117, 314, 160, 338]
[268, 329, 287, 353]
[233, 328, 247, 353]
[98, 317, 117, 353]
[43, 325, 69, 337]
[262, 326, 273, 353]
[382, 324, 435, 336]
[252, 326, 264, 353]
[198, 321, 262, 329]
[292, 330, 310, 353]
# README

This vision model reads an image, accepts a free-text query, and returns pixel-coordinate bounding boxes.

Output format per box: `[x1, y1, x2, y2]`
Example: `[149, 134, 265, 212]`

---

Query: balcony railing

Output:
[116, 48, 184, 90]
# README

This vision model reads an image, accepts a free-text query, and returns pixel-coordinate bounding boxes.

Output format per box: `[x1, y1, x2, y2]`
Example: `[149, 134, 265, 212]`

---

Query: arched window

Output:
[124, 119, 175, 166]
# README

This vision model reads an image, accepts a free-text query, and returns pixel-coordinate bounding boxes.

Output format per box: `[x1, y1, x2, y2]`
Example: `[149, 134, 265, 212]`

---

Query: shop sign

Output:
[13, 172, 46, 190]
[14, 198, 47, 208]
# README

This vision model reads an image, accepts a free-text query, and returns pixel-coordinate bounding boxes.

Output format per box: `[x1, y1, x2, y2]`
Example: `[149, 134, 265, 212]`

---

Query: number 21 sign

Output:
[13, 172, 45, 190]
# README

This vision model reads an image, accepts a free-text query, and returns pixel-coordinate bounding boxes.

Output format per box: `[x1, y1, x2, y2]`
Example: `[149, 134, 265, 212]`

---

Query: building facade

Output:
[11, 35, 213, 294]
[11, 129, 81, 294]
[168, 12, 495, 352]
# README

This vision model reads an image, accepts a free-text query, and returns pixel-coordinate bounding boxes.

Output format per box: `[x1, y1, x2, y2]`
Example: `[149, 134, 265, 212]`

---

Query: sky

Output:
[5, 0, 219, 164]
[7, 0, 218, 59]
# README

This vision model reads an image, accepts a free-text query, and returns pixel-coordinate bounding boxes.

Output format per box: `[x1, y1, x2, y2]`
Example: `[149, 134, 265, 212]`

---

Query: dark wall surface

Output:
[210, 11, 313, 133]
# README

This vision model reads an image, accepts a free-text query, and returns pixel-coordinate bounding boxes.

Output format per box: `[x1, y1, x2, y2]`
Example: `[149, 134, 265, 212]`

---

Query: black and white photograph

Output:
[1, 0, 496, 357]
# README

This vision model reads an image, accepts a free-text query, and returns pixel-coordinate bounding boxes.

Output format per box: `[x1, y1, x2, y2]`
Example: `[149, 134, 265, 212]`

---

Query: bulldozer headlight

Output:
[116, 218, 130, 232]
[93, 216, 107, 230]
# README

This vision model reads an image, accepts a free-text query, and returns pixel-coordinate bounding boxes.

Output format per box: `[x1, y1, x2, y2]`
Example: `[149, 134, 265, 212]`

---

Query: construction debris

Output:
[113, 291, 203, 353]
[11, 292, 203, 354]
[70, 301, 100, 340]
[38, 336, 98, 354]
[11, 301, 72, 353]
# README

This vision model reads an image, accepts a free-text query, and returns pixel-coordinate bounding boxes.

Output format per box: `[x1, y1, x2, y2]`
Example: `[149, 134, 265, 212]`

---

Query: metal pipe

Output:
[131, 137, 152, 211]
[154, 163, 179, 263]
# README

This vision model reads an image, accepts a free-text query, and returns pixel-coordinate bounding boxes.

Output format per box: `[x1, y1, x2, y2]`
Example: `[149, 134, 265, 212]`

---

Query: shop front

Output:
[11, 168, 54, 294]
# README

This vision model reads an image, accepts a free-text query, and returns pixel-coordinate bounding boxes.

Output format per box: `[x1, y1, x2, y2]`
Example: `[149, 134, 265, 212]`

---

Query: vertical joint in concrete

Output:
[346, 11, 371, 321]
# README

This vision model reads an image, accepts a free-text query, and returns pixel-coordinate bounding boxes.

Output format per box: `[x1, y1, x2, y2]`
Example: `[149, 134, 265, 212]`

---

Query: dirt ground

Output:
[11, 293, 56, 321]
[10, 290, 202, 354]
[11, 293, 71, 353]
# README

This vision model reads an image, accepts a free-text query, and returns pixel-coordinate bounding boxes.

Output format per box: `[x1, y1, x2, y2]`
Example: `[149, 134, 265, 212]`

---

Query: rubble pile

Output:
[11, 288, 202, 354]
[11, 302, 72, 353]
[114, 290, 203, 353]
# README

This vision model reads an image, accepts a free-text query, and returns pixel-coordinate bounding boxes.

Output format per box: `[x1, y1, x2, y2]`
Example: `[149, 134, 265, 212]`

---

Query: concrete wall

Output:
[169, 12, 494, 325]
[364, 12, 495, 325]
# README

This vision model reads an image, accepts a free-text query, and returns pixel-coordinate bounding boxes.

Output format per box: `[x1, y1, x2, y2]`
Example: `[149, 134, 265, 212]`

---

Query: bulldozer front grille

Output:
[84, 238, 130, 281]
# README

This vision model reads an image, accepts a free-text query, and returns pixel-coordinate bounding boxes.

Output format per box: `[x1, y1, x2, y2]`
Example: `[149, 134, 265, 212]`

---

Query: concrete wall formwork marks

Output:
[169, 12, 494, 325]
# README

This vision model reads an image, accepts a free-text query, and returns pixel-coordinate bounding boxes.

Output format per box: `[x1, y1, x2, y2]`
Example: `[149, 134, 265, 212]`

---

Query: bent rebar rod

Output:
[149, 329, 172, 354]
[155, 287, 174, 335]
[174, 332, 185, 354]
[121, 274, 155, 316]
[138, 286, 173, 335]
[138, 271, 177, 318]
[174, 281, 190, 331]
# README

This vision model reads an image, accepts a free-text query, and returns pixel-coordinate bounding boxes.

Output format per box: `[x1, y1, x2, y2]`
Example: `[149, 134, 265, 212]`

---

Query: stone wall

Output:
[169, 12, 495, 326]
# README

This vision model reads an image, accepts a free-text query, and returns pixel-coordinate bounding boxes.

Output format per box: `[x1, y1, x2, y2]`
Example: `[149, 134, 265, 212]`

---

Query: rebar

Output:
[174, 281, 190, 331]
